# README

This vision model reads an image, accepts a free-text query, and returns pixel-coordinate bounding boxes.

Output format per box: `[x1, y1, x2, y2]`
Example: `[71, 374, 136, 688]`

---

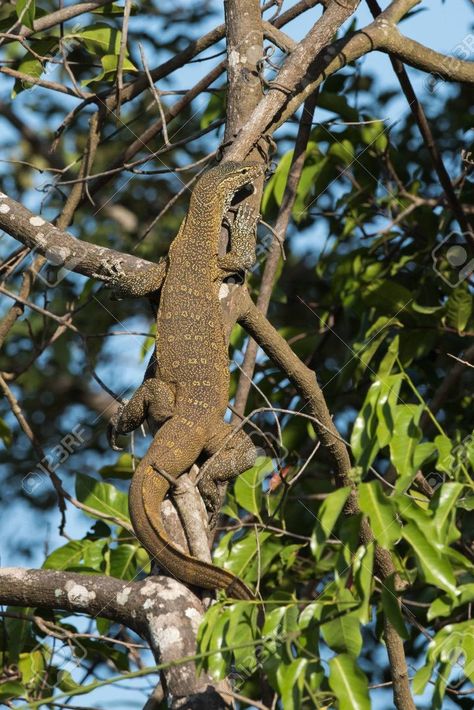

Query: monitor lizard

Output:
[109, 161, 265, 600]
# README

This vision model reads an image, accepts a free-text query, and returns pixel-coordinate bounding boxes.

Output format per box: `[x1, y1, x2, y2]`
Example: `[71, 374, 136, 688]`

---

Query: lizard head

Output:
[192, 161, 266, 214]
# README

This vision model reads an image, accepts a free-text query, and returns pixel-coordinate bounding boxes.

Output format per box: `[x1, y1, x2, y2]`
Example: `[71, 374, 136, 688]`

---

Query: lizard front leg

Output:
[108, 377, 175, 450]
[218, 203, 259, 273]
[198, 422, 259, 526]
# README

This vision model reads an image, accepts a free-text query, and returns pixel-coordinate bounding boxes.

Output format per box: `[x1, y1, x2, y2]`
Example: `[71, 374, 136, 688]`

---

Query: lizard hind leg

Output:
[199, 422, 259, 526]
[108, 378, 175, 451]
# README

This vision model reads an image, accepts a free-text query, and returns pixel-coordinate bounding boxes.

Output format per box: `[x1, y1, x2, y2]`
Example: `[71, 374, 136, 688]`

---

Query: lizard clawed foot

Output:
[237, 202, 258, 225]
[197, 475, 221, 530]
[107, 402, 128, 451]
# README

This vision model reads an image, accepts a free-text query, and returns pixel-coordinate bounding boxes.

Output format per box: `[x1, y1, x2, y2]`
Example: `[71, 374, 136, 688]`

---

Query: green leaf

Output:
[428, 585, 474, 621]
[377, 335, 400, 377]
[310, 487, 350, 560]
[413, 662, 433, 695]
[12, 38, 59, 97]
[352, 316, 391, 380]
[363, 280, 413, 316]
[413, 442, 437, 470]
[75, 473, 130, 522]
[328, 139, 355, 167]
[358, 481, 400, 549]
[82, 53, 137, 85]
[99, 453, 134, 479]
[276, 658, 307, 710]
[234, 460, 270, 516]
[328, 654, 370, 710]
[43, 541, 86, 570]
[351, 380, 382, 471]
[445, 284, 472, 332]
[402, 522, 457, 596]
[458, 496, 474, 511]
[18, 648, 44, 687]
[82, 539, 107, 571]
[0, 681, 24, 701]
[69, 23, 121, 54]
[214, 530, 273, 582]
[92, 2, 130, 15]
[321, 590, 362, 657]
[361, 119, 388, 152]
[109, 544, 138, 580]
[200, 91, 225, 129]
[317, 93, 359, 122]
[225, 601, 259, 671]
[390, 404, 423, 492]
[56, 672, 81, 694]
[430, 483, 463, 543]
[375, 373, 403, 448]
[4, 609, 35, 662]
[353, 544, 374, 624]
[0, 417, 12, 447]
[16, 0, 35, 28]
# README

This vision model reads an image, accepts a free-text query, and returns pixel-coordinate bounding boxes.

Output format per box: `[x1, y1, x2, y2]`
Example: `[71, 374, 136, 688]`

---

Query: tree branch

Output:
[1, 0, 114, 44]
[224, 0, 474, 161]
[366, 0, 473, 244]
[0, 191, 165, 297]
[0, 568, 229, 709]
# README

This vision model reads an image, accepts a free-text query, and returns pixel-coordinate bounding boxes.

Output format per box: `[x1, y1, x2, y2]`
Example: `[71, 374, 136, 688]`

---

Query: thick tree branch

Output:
[0, 191, 165, 296]
[379, 28, 474, 85]
[224, 0, 361, 160]
[224, 0, 474, 161]
[0, 568, 230, 709]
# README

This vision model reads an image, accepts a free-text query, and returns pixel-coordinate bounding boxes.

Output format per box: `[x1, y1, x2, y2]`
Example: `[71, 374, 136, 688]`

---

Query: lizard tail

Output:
[129, 460, 255, 601]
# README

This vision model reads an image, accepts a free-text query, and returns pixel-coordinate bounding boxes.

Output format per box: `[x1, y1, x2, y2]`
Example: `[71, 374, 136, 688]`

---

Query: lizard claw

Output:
[107, 402, 127, 451]
[107, 421, 124, 451]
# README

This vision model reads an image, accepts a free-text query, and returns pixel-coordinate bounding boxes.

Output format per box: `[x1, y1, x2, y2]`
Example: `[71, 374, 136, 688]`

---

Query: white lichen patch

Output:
[55, 588, 64, 598]
[116, 587, 132, 606]
[0, 568, 26, 580]
[159, 581, 185, 601]
[29, 216, 45, 227]
[147, 614, 183, 653]
[0, 192, 7, 199]
[143, 597, 154, 610]
[0, 203, 10, 214]
[184, 607, 201, 622]
[228, 49, 241, 68]
[184, 606, 202, 632]
[65, 582, 96, 607]
[140, 578, 160, 596]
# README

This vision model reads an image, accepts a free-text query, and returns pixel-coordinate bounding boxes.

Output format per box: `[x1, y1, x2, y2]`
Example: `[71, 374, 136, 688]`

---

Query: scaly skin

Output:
[110, 161, 265, 599]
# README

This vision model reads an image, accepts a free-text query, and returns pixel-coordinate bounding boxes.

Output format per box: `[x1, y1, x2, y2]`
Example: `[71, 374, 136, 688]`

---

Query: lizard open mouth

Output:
[231, 182, 255, 205]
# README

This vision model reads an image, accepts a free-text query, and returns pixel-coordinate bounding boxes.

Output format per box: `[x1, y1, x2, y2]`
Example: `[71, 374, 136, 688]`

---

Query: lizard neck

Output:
[170, 195, 225, 263]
